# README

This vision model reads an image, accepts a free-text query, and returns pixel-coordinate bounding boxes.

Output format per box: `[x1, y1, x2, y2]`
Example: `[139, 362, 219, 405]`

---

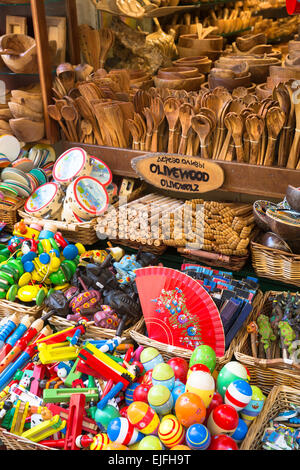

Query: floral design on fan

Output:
[152, 287, 202, 348]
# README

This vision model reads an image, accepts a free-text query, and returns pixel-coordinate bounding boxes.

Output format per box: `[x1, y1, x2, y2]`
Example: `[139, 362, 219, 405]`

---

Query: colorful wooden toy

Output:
[94, 404, 120, 431]
[140, 347, 164, 372]
[148, 385, 174, 416]
[89, 433, 110, 450]
[186, 424, 211, 450]
[158, 415, 185, 449]
[171, 383, 185, 404]
[216, 361, 249, 398]
[231, 418, 249, 443]
[175, 392, 206, 428]
[105, 443, 129, 450]
[185, 370, 215, 408]
[171, 445, 191, 450]
[125, 382, 140, 406]
[141, 369, 153, 386]
[205, 392, 223, 424]
[107, 417, 143, 446]
[132, 384, 151, 403]
[207, 404, 239, 436]
[224, 379, 252, 411]
[189, 344, 216, 373]
[240, 385, 266, 426]
[138, 435, 164, 450]
[208, 434, 238, 450]
[152, 363, 175, 391]
[167, 357, 189, 384]
[187, 363, 211, 380]
[127, 401, 160, 435]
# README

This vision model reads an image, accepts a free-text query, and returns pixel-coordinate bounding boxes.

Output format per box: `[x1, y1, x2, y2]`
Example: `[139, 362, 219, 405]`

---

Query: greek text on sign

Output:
[131, 153, 225, 194]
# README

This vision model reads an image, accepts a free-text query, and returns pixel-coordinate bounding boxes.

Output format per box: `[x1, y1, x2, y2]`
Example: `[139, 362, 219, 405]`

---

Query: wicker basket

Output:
[0, 199, 24, 231]
[241, 385, 300, 450]
[178, 248, 249, 272]
[0, 427, 56, 450]
[235, 290, 300, 393]
[0, 299, 43, 319]
[251, 240, 300, 287]
[48, 313, 145, 341]
[131, 290, 263, 369]
[19, 211, 98, 246]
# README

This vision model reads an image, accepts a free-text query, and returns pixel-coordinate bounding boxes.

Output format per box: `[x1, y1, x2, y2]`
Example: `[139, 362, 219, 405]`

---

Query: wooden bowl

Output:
[255, 82, 272, 100]
[235, 33, 267, 52]
[178, 34, 223, 51]
[208, 72, 251, 91]
[8, 102, 43, 122]
[158, 66, 199, 79]
[9, 118, 45, 143]
[173, 56, 212, 74]
[0, 34, 38, 74]
[266, 209, 300, 242]
[253, 200, 277, 232]
[257, 231, 293, 253]
[233, 42, 272, 55]
[177, 46, 221, 61]
[154, 74, 205, 91]
[286, 185, 300, 212]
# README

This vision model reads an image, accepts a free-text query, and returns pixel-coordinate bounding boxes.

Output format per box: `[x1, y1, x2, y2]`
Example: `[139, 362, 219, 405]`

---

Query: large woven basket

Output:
[251, 240, 300, 287]
[131, 290, 263, 370]
[0, 199, 24, 231]
[0, 299, 43, 319]
[48, 313, 145, 341]
[235, 290, 300, 393]
[19, 211, 99, 246]
[241, 385, 300, 450]
[0, 427, 56, 450]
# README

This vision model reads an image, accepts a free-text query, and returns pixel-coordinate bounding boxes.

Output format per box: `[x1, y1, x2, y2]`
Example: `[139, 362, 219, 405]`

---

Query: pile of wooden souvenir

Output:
[251, 185, 300, 286]
[96, 195, 257, 263]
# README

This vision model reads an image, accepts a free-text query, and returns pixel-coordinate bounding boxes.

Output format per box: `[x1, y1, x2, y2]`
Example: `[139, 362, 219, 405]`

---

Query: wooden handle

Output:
[264, 137, 277, 166]
[168, 130, 176, 154]
[150, 130, 159, 153]
[178, 135, 188, 155]
[287, 130, 300, 169]
[249, 141, 259, 165]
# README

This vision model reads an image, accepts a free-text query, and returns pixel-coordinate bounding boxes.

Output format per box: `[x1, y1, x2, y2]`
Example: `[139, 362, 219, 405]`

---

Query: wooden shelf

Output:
[60, 142, 299, 199]
[91, 0, 240, 19]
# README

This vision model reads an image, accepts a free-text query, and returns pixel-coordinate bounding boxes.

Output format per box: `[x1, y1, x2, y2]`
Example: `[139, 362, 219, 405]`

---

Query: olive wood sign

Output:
[131, 153, 225, 194]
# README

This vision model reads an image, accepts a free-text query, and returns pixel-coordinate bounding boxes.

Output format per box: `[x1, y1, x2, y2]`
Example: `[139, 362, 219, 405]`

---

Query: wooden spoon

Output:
[127, 118, 142, 150]
[273, 84, 291, 167]
[191, 114, 212, 159]
[225, 112, 245, 162]
[178, 103, 194, 155]
[150, 96, 164, 153]
[75, 96, 103, 145]
[245, 114, 265, 165]
[263, 107, 285, 167]
[47, 104, 72, 141]
[164, 97, 180, 153]
[99, 28, 114, 68]
[288, 84, 300, 169]
[143, 107, 154, 152]
[61, 105, 78, 142]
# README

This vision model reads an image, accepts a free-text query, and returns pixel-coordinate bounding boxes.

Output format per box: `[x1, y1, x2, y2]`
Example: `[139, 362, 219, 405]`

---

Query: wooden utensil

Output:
[99, 28, 114, 68]
[75, 96, 104, 145]
[263, 106, 285, 167]
[143, 107, 154, 152]
[225, 112, 245, 162]
[245, 114, 265, 165]
[150, 96, 164, 153]
[47, 104, 71, 141]
[273, 83, 291, 167]
[178, 102, 194, 155]
[191, 114, 212, 159]
[164, 97, 180, 153]
[61, 104, 78, 142]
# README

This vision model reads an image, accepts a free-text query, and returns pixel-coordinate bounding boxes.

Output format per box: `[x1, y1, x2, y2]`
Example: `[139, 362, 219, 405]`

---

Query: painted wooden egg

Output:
[107, 417, 143, 446]
[175, 392, 206, 428]
[140, 347, 164, 372]
[207, 404, 239, 435]
[90, 433, 110, 450]
[208, 434, 238, 450]
[152, 363, 175, 391]
[158, 416, 185, 448]
[240, 385, 266, 425]
[148, 385, 174, 416]
[186, 424, 211, 450]
[125, 382, 140, 406]
[224, 379, 252, 411]
[231, 418, 249, 443]
[185, 370, 215, 408]
[132, 384, 152, 403]
[189, 344, 216, 373]
[216, 361, 249, 398]
[138, 435, 164, 450]
[127, 401, 160, 435]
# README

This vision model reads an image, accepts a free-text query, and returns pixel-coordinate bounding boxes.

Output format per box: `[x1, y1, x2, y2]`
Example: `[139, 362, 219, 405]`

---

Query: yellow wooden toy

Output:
[37, 341, 80, 364]
[21, 414, 66, 442]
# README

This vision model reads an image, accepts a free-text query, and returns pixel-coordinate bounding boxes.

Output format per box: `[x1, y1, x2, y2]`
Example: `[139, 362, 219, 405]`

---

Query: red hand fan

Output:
[135, 266, 225, 357]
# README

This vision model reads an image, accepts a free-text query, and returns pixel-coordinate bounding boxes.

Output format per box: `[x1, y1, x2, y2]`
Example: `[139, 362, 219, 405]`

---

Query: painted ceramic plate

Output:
[0, 183, 19, 198]
[29, 144, 56, 166]
[0, 135, 21, 162]
[53, 147, 92, 185]
[25, 182, 63, 215]
[30, 168, 47, 186]
[12, 158, 34, 172]
[3, 180, 32, 198]
[73, 176, 109, 216]
[90, 156, 112, 186]
[1, 167, 31, 187]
